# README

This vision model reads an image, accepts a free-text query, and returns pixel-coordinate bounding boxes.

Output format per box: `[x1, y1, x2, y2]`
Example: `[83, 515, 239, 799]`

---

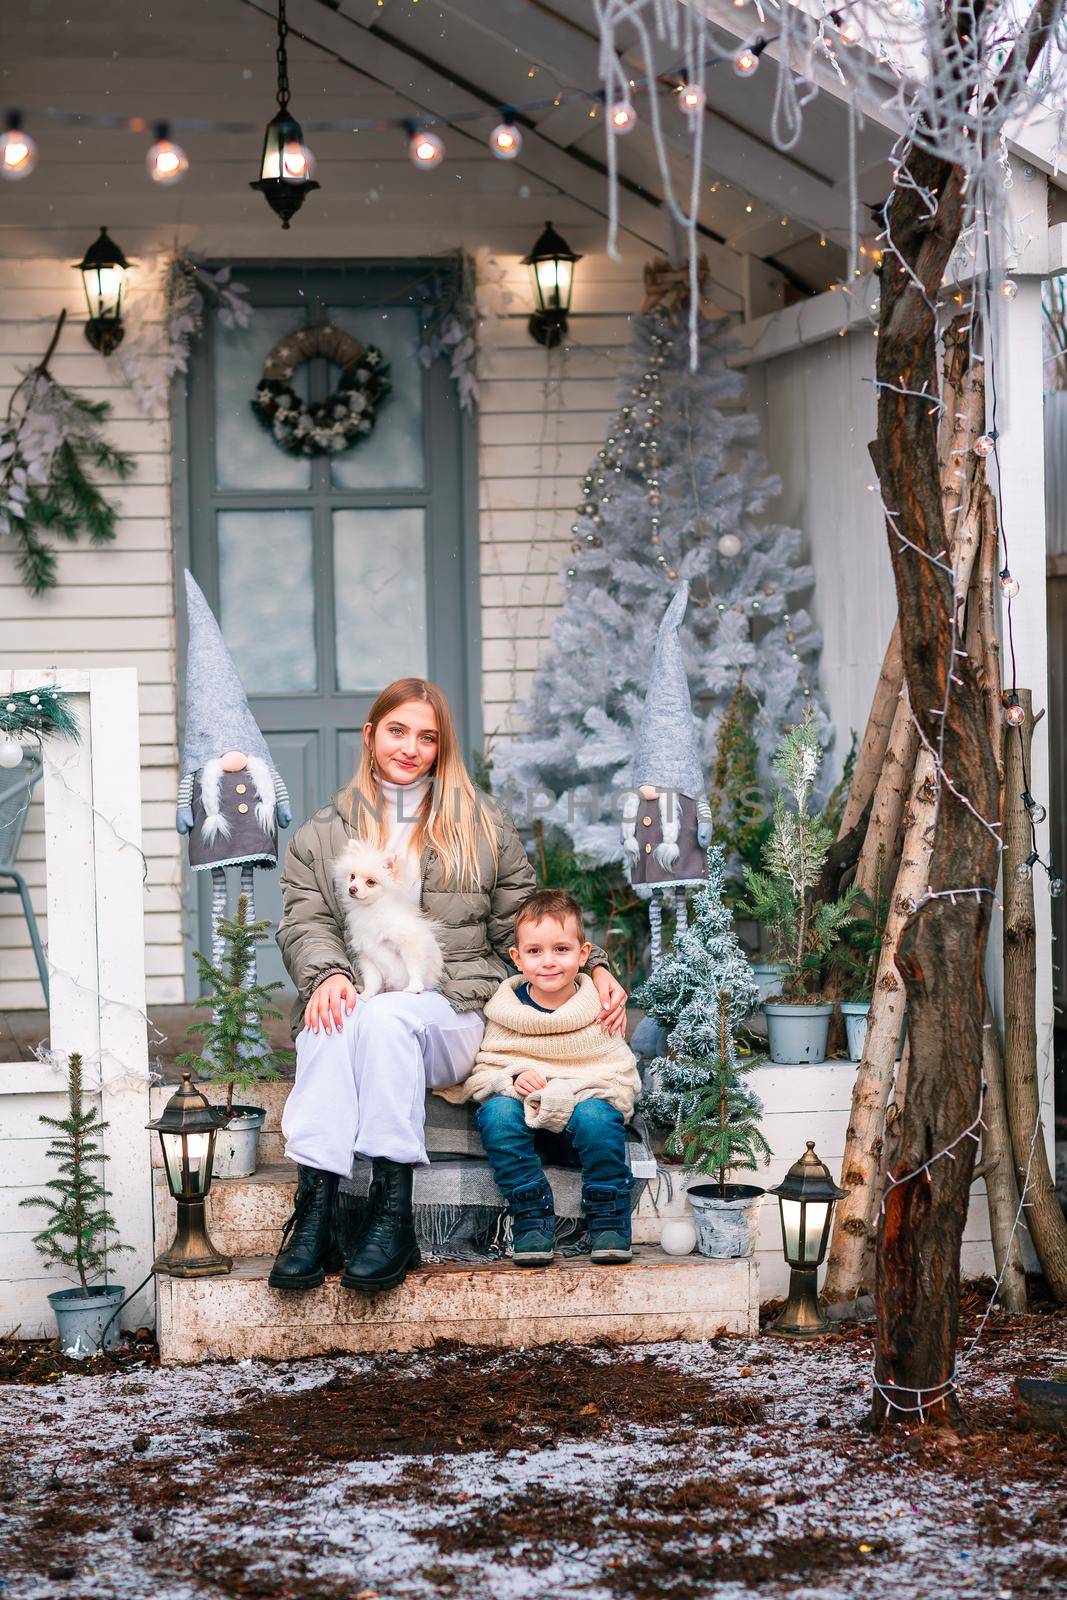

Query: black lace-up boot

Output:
[268, 1165, 341, 1291]
[340, 1158, 421, 1293]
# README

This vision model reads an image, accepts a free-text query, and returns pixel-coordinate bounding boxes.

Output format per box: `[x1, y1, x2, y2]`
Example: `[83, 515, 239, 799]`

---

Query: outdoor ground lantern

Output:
[523, 220, 582, 348]
[768, 1141, 845, 1338]
[147, 1074, 233, 1277]
[75, 227, 129, 355]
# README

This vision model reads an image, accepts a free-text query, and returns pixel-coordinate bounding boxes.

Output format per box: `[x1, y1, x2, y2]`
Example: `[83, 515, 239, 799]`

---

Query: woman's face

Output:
[365, 699, 439, 785]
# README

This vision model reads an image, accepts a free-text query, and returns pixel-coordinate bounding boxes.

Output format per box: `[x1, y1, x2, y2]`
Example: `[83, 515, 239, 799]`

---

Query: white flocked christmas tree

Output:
[492, 304, 828, 865]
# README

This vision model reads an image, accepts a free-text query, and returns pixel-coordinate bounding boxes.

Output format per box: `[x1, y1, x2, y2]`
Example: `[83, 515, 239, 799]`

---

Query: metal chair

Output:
[0, 753, 49, 1005]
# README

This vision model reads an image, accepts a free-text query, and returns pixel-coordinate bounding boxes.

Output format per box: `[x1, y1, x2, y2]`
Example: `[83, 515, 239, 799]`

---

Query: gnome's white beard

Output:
[654, 791, 681, 870]
[199, 756, 277, 845]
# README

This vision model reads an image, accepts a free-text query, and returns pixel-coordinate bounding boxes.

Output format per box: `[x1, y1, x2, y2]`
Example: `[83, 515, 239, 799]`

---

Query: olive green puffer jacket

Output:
[275, 789, 611, 1040]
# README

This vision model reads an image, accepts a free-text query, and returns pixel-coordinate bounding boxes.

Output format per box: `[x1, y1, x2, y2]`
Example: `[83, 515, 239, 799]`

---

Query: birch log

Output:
[836, 622, 903, 840]
[1002, 688, 1067, 1301]
[979, 1004, 1028, 1312]
[822, 746, 937, 1306]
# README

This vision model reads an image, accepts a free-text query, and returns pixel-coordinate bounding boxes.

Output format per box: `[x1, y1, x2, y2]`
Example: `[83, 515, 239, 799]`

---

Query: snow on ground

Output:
[1, 1302, 1064, 1600]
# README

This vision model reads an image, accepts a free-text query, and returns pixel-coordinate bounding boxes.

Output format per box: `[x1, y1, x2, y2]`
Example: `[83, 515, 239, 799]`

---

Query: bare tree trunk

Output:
[979, 1004, 1029, 1312]
[869, 0, 1056, 1427]
[826, 341, 987, 1311]
[837, 622, 903, 840]
[1002, 689, 1067, 1300]
[823, 748, 936, 1306]
[870, 146, 1002, 1427]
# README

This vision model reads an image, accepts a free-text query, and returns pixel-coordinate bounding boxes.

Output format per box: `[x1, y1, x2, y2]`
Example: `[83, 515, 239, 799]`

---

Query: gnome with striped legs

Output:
[176, 571, 292, 1036]
[623, 581, 712, 970]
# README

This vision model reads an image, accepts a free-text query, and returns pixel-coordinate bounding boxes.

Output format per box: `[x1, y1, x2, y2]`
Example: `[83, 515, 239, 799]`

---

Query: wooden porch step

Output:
[156, 1250, 759, 1364]
[153, 1162, 296, 1258]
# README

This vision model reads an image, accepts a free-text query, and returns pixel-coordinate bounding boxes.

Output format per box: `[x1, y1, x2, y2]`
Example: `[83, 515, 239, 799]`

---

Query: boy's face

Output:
[509, 914, 592, 996]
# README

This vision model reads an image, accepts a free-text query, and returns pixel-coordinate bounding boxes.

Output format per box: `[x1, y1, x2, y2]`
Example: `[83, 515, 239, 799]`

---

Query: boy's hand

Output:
[591, 966, 628, 1037]
[514, 1069, 548, 1097]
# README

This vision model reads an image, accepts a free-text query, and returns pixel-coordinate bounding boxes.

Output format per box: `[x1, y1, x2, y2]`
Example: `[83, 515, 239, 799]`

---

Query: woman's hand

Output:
[591, 966, 628, 1037]
[304, 973, 358, 1035]
[514, 1068, 548, 1098]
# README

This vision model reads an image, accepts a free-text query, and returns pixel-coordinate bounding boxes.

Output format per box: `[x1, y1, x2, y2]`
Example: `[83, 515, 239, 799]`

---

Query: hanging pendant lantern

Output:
[250, 0, 319, 228]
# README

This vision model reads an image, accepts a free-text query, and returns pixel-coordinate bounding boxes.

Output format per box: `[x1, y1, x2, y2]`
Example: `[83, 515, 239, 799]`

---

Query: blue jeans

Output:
[475, 1094, 632, 1207]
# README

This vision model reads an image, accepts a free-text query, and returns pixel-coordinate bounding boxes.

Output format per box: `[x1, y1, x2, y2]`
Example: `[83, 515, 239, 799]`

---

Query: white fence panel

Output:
[0, 667, 154, 1338]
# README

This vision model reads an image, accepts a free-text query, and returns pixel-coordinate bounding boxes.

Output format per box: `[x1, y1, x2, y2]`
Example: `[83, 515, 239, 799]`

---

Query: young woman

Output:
[269, 677, 628, 1295]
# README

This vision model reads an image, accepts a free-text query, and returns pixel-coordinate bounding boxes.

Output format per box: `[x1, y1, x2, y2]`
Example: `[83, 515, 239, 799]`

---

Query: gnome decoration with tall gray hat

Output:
[622, 580, 712, 969]
[176, 570, 292, 982]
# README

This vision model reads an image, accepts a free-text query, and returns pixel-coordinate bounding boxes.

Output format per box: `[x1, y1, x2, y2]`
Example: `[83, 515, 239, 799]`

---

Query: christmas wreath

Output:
[251, 323, 390, 458]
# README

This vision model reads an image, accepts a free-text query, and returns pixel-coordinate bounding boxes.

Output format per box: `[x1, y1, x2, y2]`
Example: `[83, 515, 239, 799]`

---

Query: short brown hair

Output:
[514, 889, 585, 944]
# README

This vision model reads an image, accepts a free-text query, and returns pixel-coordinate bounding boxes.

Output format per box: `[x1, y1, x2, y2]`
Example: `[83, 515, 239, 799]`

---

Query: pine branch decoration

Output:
[178, 894, 291, 1115]
[0, 311, 136, 596]
[19, 1051, 131, 1292]
[0, 686, 80, 743]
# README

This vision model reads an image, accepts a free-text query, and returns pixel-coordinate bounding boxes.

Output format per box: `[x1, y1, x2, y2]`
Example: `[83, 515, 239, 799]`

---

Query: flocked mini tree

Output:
[20, 1052, 131, 1293]
[492, 302, 827, 866]
[742, 708, 860, 1001]
[178, 895, 289, 1113]
[636, 844, 770, 1191]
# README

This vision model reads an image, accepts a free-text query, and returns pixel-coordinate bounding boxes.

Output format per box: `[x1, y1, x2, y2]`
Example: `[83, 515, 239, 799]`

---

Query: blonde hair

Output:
[343, 678, 497, 890]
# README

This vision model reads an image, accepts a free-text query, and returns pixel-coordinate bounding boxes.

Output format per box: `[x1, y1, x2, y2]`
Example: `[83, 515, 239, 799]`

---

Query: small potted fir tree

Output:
[178, 894, 291, 1179]
[20, 1052, 132, 1356]
[742, 710, 860, 1064]
[636, 845, 771, 1258]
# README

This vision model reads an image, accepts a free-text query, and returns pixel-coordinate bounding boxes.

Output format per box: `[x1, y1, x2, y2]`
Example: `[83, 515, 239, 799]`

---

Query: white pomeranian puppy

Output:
[333, 839, 444, 998]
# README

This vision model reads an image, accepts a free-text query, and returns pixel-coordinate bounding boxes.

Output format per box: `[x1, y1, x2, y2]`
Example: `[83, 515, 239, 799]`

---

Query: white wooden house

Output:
[0, 0, 1060, 1346]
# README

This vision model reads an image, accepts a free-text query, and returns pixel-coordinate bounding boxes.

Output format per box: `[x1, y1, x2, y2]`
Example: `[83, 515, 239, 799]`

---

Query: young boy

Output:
[437, 889, 641, 1265]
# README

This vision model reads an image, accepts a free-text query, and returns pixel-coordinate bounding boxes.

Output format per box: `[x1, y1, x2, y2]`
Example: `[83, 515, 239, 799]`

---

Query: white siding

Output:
[0, 261, 182, 1009]
[743, 324, 895, 786]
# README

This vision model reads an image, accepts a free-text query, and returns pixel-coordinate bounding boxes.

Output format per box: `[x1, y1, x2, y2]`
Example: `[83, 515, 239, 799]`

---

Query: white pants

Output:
[281, 990, 485, 1175]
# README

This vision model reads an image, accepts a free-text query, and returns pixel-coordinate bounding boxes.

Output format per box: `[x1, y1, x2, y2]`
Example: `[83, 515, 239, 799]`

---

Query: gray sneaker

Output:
[589, 1229, 632, 1264]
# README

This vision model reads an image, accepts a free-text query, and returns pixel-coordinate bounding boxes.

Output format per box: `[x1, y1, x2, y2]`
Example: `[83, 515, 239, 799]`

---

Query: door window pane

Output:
[327, 306, 425, 490]
[217, 510, 317, 691]
[215, 306, 312, 491]
[333, 508, 427, 689]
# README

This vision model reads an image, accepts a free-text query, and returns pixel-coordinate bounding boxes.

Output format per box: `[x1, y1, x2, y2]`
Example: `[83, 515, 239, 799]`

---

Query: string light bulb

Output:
[1023, 791, 1047, 825]
[974, 430, 997, 457]
[734, 46, 762, 77]
[147, 122, 188, 185]
[1004, 695, 1025, 727]
[1050, 876, 1065, 898]
[609, 102, 637, 133]
[409, 127, 445, 168]
[1015, 852, 1039, 882]
[999, 567, 1019, 598]
[489, 114, 522, 159]
[678, 83, 705, 115]
[838, 17, 862, 45]
[0, 112, 37, 180]
[888, 0, 907, 13]
[1001, 279, 1018, 300]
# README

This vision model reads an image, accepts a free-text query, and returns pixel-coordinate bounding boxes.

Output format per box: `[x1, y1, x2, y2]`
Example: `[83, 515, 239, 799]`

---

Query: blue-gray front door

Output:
[182, 264, 479, 993]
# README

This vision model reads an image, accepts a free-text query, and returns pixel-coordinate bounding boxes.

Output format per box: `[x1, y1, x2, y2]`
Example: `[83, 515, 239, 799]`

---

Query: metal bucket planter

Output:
[211, 1104, 266, 1180]
[840, 1001, 909, 1064]
[748, 964, 786, 1036]
[48, 1284, 125, 1359]
[686, 1183, 764, 1259]
[763, 1002, 834, 1064]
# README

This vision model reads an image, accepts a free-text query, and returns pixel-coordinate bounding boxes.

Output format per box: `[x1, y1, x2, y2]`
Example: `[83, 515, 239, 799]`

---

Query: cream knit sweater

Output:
[436, 973, 641, 1133]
